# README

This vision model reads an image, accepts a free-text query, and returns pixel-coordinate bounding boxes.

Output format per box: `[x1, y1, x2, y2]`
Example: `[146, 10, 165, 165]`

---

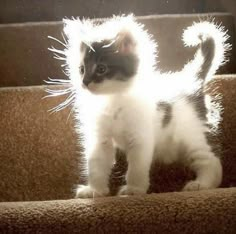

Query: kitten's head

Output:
[64, 15, 157, 95]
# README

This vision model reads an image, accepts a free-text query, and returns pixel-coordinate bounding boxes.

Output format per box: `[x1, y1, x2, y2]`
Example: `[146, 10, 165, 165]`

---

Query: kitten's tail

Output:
[182, 21, 231, 82]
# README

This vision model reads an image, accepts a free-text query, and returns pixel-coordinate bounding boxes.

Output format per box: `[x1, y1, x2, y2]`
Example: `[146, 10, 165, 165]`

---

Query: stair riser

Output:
[0, 13, 235, 87]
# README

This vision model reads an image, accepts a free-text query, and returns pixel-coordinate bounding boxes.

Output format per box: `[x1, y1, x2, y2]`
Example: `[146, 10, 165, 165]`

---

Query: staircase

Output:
[0, 11, 235, 233]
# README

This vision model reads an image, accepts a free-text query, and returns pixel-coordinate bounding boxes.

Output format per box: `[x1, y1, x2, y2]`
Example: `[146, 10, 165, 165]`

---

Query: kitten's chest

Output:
[100, 102, 128, 149]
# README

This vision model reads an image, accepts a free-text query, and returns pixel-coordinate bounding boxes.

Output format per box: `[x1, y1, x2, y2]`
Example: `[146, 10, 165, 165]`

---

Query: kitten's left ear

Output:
[116, 31, 136, 55]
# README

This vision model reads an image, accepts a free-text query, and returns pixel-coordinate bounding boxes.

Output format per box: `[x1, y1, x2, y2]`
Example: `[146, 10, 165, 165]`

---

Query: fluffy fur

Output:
[49, 15, 230, 198]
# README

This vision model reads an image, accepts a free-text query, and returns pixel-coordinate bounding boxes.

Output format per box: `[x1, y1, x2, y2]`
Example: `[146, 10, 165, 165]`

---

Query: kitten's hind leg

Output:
[183, 148, 222, 191]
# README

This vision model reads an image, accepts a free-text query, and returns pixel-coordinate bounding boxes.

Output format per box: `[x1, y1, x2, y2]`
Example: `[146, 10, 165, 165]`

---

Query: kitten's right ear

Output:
[115, 31, 136, 55]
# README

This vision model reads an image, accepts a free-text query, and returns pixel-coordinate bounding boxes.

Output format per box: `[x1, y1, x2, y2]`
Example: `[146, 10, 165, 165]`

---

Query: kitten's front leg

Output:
[119, 142, 154, 196]
[76, 140, 115, 198]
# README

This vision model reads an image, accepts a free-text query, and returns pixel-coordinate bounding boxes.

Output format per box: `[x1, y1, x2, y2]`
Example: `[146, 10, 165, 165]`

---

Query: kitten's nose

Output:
[83, 78, 91, 87]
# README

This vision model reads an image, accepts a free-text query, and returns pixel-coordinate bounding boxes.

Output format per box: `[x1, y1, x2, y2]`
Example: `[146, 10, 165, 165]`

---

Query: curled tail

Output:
[183, 21, 231, 82]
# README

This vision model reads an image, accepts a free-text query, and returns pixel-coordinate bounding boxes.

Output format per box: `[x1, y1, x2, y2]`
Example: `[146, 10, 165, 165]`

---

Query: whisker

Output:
[61, 33, 68, 46]
[53, 52, 66, 58]
[48, 35, 68, 48]
[53, 54, 66, 61]
[43, 78, 74, 99]
[66, 106, 75, 124]
[102, 39, 116, 48]
[47, 77, 71, 83]
[88, 44, 95, 52]
[62, 70, 69, 76]
[45, 87, 73, 95]
[43, 93, 70, 99]
[46, 33, 74, 115]
[81, 39, 95, 52]
[48, 93, 75, 113]
[48, 46, 66, 55]
[45, 86, 72, 92]
[44, 80, 69, 85]
[50, 99, 74, 113]
[44, 79, 71, 86]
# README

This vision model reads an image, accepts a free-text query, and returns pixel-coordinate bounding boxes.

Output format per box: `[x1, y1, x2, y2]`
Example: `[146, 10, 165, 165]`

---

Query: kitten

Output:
[59, 15, 230, 198]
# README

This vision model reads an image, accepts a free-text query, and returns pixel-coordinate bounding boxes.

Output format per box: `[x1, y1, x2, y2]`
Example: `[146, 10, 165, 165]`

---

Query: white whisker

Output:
[45, 87, 72, 92]
[46, 32, 75, 115]
[48, 35, 68, 48]
[62, 70, 69, 76]
[53, 52, 66, 58]
[47, 77, 71, 83]
[53, 54, 66, 61]
[81, 40, 95, 52]
[88, 44, 95, 52]
[102, 39, 116, 48]
[48, 92, 75, 113]
[44, 80, 69, 85]
[44, 79, 71, 86]
[45, 87, 73, 95]
[48, 46, 66, 55]
[49, 99, 74, 113]
[66, 106, 75, 124]
[61, 33, 68, 46]
[43, 77, 74, 99]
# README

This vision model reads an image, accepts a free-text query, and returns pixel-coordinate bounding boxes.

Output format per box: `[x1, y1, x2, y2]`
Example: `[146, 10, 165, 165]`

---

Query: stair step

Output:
[0, 13, 235, 87]
[0, 74, 235, 201]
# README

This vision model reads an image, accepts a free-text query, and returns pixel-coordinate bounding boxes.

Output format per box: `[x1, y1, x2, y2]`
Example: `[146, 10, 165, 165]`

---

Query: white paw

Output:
[118, 185, 147, 196]
[183, 181, 209, 191]
[75, 185, 109, 198]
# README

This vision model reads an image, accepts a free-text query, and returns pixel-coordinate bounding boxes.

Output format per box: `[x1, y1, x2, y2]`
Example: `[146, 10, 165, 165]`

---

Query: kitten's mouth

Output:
[82, 83, 97, 92]
[82, 83, 87, 89]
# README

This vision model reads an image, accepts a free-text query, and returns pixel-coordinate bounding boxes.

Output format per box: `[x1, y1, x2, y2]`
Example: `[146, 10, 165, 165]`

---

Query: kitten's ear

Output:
[116, 31, 136, 55]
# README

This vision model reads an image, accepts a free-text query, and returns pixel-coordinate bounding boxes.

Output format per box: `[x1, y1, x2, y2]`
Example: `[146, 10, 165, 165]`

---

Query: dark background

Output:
[0, 0, 235, 24]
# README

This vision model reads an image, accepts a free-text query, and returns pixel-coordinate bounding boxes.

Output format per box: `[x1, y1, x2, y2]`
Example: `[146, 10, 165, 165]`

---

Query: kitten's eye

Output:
[79, 65, 85, 75]
[96, 64, 107, 75]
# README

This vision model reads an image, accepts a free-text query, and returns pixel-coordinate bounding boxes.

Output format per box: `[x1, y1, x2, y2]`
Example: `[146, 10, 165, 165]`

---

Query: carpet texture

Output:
[0, 188, 235, 233]
[0, 75, 235, 202]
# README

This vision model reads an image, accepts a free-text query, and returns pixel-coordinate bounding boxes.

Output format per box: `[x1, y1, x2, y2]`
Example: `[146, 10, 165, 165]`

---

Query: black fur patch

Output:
[80, 40, 139, 86]
[187, 91, 207, 120]
[157, 102, 172, 127]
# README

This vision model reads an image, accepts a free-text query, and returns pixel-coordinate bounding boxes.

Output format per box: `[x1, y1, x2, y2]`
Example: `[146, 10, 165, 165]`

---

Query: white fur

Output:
[183, 21, 231, 82]
[62, 15, 227, 198]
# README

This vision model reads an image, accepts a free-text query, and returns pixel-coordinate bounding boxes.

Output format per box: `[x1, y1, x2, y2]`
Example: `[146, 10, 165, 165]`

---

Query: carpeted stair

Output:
[0, 13, 235, 233]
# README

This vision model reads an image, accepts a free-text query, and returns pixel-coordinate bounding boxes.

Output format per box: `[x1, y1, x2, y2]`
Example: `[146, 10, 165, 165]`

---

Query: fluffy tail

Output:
[183, 21, 231, 82]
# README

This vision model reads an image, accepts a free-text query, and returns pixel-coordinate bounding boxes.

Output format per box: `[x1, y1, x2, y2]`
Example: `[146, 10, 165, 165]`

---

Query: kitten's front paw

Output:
[118, 185, 147, 196]
[75, 185, 109, 198]
[183, 181, 209, 191]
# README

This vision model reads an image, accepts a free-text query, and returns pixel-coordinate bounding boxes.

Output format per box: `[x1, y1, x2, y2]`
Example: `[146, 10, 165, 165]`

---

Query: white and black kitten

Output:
[49, 15, 230, 198]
